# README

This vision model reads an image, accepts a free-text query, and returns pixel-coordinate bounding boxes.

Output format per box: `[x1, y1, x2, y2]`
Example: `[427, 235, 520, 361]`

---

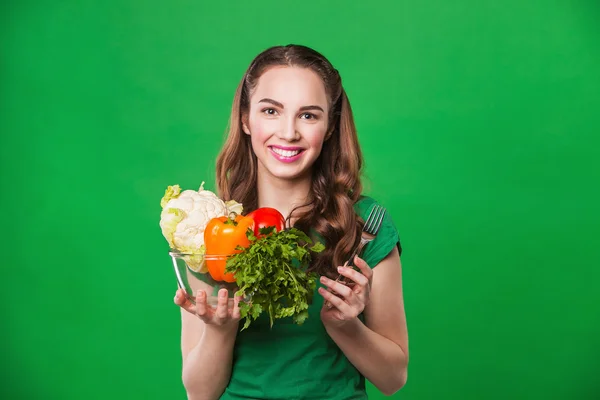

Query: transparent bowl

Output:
[169, 251, 240, 307]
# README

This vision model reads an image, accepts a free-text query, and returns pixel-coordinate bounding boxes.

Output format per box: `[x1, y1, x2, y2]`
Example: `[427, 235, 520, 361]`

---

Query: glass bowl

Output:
[169, 251, 240, 307]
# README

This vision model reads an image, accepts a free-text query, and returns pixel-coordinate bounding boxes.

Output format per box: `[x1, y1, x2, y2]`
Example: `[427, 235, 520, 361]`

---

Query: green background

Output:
[2, 1, 599, 399]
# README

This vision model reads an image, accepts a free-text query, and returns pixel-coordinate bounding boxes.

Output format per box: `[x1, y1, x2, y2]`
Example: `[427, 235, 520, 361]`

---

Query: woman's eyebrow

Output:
[299, 105, 325, 112]
[258, 98, 324, 112]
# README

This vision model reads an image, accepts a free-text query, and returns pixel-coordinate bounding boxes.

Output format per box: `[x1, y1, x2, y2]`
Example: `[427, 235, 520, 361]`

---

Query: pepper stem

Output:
[224, 212, 239, 226]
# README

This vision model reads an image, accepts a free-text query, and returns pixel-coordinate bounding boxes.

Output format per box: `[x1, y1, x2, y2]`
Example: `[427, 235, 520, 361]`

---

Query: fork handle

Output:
[335, 238, 368, 283]
[346, 239, 368, 269]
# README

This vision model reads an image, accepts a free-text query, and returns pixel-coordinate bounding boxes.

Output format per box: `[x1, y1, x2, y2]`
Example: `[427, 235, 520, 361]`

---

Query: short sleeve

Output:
[354, 196, 402, 269]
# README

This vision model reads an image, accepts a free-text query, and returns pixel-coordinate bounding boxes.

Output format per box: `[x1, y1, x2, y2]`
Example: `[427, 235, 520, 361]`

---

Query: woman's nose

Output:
[277, 116, 300, 141]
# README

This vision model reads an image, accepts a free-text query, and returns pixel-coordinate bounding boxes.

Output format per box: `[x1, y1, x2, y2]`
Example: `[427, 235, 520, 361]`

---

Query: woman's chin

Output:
[263, 165, 312, 182]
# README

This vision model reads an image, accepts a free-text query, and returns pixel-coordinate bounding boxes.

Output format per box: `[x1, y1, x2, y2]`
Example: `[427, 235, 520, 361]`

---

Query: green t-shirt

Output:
[220, 196, 402, 400]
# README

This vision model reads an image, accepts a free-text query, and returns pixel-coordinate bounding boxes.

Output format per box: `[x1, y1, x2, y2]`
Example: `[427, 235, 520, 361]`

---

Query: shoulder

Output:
[353, 195, 403, 268]
[353, 195, 377, 215]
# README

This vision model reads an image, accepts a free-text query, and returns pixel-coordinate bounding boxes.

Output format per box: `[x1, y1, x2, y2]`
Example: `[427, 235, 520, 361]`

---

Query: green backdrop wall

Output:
[2, 1, 599, 399]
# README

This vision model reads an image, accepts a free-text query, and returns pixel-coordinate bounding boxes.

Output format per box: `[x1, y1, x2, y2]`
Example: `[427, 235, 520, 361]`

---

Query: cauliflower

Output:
[159, 182, 244, 272]
[225, 199, 244, 216]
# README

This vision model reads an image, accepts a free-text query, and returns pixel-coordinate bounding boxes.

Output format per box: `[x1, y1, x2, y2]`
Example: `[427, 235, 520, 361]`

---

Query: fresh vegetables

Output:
[204, 214, 254, 282]
[160, 183, 325, 329]
[159, 183, 242, 272]
[247, 207, 286, 238]
[226, 227, 324, 330]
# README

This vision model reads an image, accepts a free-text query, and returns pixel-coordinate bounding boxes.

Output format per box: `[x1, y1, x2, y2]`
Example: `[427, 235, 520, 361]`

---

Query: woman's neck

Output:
[256, 171, 312, 222]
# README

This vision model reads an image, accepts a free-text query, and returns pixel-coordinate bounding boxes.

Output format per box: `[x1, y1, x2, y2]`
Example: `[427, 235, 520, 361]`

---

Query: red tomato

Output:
[247, 207, 286, 238]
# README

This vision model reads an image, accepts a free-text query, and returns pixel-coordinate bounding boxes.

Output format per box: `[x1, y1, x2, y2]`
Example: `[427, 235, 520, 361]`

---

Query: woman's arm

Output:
[176, 288, 241, 400]
[319, 247, 409, 395]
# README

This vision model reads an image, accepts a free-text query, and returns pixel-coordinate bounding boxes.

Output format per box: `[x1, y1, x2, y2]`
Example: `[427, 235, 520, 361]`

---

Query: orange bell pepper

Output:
[204, 214, 254, 282]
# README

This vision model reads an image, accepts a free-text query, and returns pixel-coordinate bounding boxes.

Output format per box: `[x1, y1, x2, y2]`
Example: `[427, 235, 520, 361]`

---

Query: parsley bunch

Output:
[225, 227, 325, 330]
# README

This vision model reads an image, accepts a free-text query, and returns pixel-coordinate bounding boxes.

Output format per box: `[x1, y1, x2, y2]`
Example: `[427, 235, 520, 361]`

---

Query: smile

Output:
[272, 147, 301, 157]
[269, 146, 305, 163]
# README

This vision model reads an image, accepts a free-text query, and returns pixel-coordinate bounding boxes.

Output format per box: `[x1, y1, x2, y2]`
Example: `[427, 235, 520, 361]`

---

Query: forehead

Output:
[251, 66, 328, 108]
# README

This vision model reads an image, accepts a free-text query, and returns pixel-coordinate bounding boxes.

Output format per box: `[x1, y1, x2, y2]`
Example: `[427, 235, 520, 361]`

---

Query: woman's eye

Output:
[300, 113, 317, 120]
[262, 108, 277, 115]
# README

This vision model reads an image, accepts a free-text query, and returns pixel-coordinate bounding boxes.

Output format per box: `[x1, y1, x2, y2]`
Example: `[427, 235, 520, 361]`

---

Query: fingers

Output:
[318, 287, 353, 317]
[174, 288, 196, 315]
[174, 288, 186, 305]
[196, 289, 208, 318]
[175, 288, 240, 326]
[353, 256, 373, 282]
[336, 266, 369, 288]
[320, 275, 353, 298]
[215, 289, 229, 321]
[320, 259, 374, 317]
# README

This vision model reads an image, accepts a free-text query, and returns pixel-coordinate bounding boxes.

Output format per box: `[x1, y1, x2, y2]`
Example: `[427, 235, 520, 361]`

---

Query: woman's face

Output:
[243, 66, 329, 182]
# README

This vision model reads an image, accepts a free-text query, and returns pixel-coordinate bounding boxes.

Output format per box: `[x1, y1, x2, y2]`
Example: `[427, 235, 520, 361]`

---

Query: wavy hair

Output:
[215, 44, 364, 277]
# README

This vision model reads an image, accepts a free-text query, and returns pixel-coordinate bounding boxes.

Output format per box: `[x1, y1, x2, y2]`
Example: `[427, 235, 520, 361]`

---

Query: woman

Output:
[174, 44, 409, 400]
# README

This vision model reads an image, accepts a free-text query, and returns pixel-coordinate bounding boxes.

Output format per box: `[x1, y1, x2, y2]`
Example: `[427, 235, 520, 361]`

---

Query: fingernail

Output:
[337, 266, 344, 272]
[220, 290, 227, 298]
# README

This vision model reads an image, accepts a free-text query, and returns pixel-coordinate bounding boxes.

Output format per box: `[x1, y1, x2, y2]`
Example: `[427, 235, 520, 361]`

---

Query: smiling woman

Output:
[173, 44, 408, 400]
[243, 67, 330, 180]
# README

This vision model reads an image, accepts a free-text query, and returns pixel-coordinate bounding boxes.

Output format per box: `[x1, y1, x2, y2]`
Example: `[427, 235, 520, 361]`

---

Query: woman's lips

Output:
[269, 146, 305, 163]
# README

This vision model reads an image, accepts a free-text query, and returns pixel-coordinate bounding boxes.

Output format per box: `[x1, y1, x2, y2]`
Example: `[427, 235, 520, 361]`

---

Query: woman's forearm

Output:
[182, 324, 238, 400]
[326, 319, 408, 396]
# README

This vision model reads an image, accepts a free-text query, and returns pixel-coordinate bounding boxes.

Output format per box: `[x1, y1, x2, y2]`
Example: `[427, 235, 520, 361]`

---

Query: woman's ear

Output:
[242, 113, 250, 135]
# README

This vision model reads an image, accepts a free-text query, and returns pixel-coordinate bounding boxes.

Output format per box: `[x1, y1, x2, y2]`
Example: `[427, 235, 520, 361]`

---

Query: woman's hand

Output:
[319, 255, 373, 328]
[175, 288, 242, 330]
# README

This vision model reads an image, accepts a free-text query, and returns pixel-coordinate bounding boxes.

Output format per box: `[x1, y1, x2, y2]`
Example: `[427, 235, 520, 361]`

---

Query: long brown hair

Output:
[215, 44, 364, 277]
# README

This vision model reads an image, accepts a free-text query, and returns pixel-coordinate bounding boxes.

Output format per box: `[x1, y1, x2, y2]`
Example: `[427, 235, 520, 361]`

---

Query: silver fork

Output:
[334, 204, 387, 287]
[325, 205, 386, 308]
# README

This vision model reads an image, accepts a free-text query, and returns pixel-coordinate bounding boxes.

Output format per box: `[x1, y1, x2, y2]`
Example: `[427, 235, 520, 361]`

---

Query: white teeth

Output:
[271, 147, 301, 157]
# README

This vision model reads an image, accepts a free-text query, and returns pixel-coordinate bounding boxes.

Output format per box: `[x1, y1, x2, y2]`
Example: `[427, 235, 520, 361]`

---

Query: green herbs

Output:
[225, 227, 325, 330]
